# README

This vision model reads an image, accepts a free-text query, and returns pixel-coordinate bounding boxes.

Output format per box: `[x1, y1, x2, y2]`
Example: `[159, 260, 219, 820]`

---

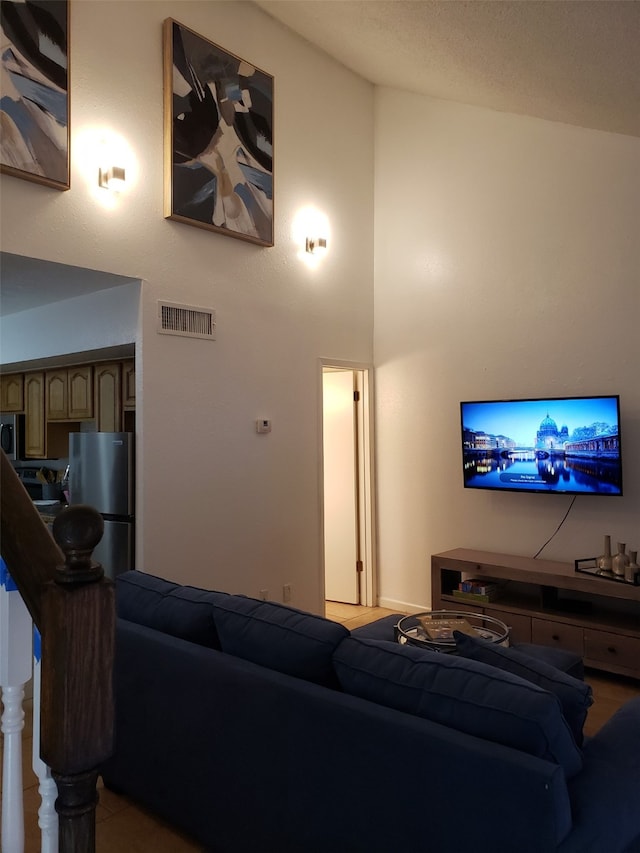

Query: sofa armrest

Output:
[350, 614, 403, 641]
[560, 697, 640, 853]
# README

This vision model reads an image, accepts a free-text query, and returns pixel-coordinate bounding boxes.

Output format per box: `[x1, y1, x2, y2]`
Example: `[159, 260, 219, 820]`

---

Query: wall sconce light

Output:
[305, 237, 327, 255]
[99, 165, 126, 191]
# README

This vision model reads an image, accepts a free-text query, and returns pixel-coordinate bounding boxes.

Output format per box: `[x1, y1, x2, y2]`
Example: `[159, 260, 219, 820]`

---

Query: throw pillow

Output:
[212, 596, 349, 686]
[454, 631, 593, 746]
[333, 636, 583, 778]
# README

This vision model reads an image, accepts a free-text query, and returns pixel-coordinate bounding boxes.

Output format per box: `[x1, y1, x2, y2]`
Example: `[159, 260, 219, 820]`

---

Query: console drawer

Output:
[531, 619, 584, 655]
[484, 608, 531, 645]
[584, 629, 640, 676]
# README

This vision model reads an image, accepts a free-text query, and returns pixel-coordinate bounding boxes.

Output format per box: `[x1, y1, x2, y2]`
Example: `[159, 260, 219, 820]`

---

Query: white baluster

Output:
[1, 685, 27, 853]
[32, 628, 58, 853]
[0, 557, 33, 853]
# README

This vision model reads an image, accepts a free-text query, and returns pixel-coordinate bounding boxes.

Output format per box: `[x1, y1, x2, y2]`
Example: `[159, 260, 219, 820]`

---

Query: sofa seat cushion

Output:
[212, 596, 349, 686]
[116, 571, 228, 648]
[454, 631, 593, 746]
[333, 636, 583, 778]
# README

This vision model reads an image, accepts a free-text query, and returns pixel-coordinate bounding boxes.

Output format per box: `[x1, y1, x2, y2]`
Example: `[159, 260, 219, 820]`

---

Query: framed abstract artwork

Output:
[163, 18, 274, 247]
[0, 0, 70, 190]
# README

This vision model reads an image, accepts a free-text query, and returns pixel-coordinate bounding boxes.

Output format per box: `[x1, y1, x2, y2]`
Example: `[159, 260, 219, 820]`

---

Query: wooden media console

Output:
[431, 549, 640, 679]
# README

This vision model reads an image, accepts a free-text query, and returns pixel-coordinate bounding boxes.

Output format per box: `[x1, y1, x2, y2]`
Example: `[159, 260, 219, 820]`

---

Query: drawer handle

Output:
[607, 646, 617, 654]
[551, 634, 560, 641]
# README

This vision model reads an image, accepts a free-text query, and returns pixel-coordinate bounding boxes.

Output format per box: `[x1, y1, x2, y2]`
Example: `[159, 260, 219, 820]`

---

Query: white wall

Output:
[374, 89, 640, 611]
[0, 1, 374, 611]
[0, 283, 140, 364]
[6, 6, 637, 617]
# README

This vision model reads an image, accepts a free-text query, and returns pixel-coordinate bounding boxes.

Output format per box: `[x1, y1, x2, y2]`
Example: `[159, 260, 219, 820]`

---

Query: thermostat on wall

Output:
[256, 419, 272, 434]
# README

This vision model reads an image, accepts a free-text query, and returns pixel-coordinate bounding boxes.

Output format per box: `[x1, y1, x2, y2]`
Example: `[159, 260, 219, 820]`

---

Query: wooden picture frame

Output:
[0, 0, 70, 190]
[163, 18, 274, 247]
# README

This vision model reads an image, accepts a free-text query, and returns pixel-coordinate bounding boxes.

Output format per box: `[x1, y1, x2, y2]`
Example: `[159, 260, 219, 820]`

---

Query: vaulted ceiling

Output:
[256, 0, 640, 138]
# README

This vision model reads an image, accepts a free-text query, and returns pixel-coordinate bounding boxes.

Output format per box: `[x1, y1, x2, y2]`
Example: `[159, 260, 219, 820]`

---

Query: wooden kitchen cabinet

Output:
[47, 367, 93, 420]
[24, 372, 46, 457]
[7, 358, 133, 455]
[0, 374, 24, 412]
[94, 362, 122, 431]
[46, 371, 68, 419]
[68, 366, 93, 419]
[122, 360, 135, 410]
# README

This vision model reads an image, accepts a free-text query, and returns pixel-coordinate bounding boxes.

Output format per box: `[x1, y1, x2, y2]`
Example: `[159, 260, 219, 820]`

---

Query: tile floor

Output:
[1, 602, 638, 851]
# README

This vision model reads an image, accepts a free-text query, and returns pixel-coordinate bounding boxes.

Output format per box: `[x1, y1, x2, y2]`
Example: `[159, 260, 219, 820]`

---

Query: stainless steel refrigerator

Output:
[69, 432, 135, 578]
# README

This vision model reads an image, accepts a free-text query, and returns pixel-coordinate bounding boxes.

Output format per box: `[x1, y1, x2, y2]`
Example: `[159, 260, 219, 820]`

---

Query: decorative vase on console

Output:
[597, 535, 613, 572]
[625, 550, 638, 584]
[612, 542, 629, 578]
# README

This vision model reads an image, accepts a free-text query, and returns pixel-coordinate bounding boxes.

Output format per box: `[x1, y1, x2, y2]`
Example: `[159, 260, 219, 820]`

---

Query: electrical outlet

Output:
[283, 583, 292, 602]
[260, 589, 268, 601]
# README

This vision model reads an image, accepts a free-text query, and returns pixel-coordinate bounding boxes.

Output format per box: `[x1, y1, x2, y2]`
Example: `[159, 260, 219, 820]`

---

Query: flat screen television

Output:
[460, 395, 623, 496]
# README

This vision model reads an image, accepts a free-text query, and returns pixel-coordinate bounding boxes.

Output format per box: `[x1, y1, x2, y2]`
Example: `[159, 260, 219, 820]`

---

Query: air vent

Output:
[157, 301, 216, 340]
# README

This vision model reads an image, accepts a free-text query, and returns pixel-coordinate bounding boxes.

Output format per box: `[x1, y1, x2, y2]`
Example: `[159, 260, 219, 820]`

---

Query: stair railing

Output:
[0, 450, 115, 853]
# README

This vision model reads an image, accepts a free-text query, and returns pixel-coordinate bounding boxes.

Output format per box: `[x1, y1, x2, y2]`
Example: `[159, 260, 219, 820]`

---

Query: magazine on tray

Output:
[417, 616, 476, 642]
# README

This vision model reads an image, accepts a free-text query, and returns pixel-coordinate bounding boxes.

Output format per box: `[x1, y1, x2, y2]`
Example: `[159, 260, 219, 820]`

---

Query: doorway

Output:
[321, 362, 376, 607]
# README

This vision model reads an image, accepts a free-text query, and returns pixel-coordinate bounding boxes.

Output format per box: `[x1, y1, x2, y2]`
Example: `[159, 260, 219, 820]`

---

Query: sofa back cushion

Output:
[212, 596, 349, 687]
[116, 571, 228, 648]
[333, 636, 583, 778]
[454, 631, 593, 746]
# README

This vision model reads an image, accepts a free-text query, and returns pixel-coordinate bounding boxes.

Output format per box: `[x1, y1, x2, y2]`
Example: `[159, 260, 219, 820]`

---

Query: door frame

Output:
[318, 359, 377, 607]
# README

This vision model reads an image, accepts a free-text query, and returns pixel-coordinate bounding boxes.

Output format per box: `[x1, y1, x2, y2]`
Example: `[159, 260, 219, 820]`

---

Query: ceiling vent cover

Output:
[157, 301, 216, 340]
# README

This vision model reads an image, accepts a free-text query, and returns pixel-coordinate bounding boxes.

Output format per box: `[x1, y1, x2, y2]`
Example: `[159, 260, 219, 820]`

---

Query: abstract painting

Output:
[163, 19, 273, 247]
[0, 0, 69, 190]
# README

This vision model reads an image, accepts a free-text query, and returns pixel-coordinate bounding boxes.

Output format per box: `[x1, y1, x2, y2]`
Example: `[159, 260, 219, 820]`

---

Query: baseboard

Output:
[378, 597, 429, 614]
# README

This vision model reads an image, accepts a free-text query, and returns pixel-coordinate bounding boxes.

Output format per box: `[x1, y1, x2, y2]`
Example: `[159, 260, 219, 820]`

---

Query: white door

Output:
[323, 369, 359, 604]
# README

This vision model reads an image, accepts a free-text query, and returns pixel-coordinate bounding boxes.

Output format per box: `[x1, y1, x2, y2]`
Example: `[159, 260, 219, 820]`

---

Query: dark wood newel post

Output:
[40, 505, 116, 853]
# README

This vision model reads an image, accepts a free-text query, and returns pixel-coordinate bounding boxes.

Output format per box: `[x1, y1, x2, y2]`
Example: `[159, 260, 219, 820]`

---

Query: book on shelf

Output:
[458, 578, 497, 595]
[418, 616, 476, 642]
[451, 589, 498, 604]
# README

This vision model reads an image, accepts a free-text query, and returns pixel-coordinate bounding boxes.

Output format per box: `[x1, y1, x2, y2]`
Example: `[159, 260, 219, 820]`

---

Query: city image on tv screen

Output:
[460, 396, 623, 496]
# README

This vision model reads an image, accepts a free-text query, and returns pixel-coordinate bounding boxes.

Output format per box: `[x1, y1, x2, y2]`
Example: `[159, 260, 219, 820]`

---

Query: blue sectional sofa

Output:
[100, 571, 640, 853]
